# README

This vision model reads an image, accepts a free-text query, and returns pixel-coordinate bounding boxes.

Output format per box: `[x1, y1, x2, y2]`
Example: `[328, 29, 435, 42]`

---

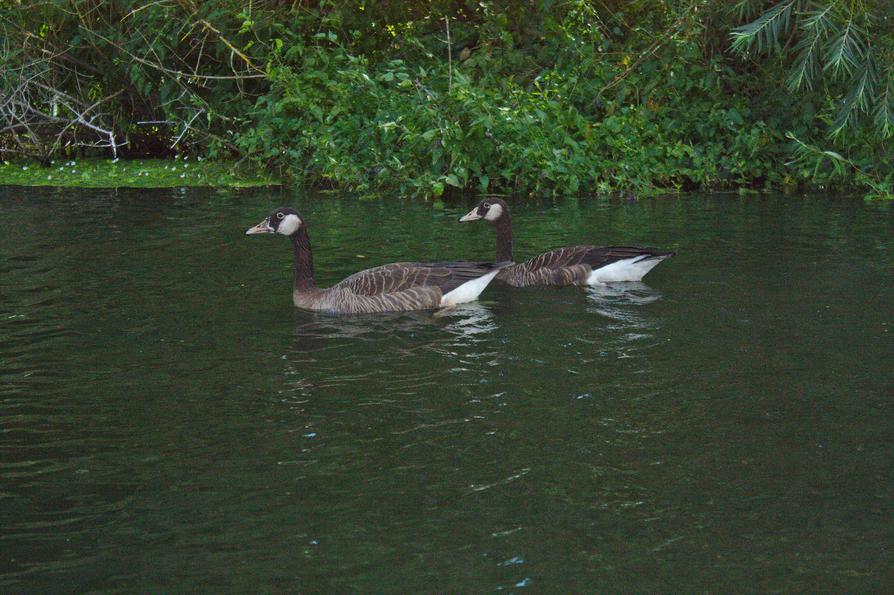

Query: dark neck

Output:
[494, 213, 513, 262]
[290, 227, 316, 291]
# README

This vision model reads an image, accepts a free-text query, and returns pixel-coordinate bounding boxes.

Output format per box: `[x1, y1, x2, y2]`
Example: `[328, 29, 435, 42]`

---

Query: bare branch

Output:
[171, 108, 204, 149]
[83, 28, 267, 80]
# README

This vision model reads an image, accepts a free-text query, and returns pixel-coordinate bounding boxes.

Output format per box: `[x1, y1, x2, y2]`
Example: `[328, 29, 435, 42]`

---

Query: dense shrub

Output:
[1, 1, 891, 197]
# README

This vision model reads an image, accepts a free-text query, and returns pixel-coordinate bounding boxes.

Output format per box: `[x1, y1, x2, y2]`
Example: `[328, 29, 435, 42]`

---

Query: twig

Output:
[52, 90, 124, 158]
[591, 2, 697, 105]
[195, 19, 264, 73]
[120, 0, 175, 21]
[171, 108, 204, 148]
[82, 29, 267, 80]
[444, 16, 452, 93]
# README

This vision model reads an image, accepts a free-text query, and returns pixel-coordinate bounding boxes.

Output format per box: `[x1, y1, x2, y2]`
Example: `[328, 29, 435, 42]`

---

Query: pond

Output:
[1, 187, 891, 590]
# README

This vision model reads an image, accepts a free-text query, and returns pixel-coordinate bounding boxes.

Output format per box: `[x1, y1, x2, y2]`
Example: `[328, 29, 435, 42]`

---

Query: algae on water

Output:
[0, 158, 280, 188]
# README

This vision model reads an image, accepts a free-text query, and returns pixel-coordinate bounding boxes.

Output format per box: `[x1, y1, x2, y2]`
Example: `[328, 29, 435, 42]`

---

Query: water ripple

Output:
[2, 189, 892, 590]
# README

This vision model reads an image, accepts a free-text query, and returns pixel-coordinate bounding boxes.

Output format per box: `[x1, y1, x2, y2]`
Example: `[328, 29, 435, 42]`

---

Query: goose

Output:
[245, 207, 505, 314]
[459, 198, 674, 287]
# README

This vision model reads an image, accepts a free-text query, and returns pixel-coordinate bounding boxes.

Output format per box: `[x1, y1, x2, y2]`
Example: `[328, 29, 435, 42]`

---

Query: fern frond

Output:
[831, 53, 876, 136]
[731, 0, 769, 21]
[730, 0, 797, 56]
[801, 1, 838, 29]
[824, 15, 866, 78]
[872, 70, 894, 138]
[786, 5, 836, 91]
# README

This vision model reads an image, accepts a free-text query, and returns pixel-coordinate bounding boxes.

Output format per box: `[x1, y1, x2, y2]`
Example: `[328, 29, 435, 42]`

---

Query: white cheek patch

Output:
[276, 213, 302, 236]
[484, 203, 503, 221]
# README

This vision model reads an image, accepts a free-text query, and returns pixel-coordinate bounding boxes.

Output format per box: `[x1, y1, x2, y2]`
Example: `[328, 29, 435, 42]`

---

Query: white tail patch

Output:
[440, 269, 502, 307]
[587, 255, 668, 285]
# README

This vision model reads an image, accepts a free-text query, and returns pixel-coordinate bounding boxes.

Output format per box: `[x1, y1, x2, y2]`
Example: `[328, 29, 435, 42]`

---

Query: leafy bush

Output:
[1, 1, 890, 197]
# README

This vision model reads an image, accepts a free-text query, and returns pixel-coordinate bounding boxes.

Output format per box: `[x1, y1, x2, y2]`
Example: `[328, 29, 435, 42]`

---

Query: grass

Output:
[0, 157, 281, 188]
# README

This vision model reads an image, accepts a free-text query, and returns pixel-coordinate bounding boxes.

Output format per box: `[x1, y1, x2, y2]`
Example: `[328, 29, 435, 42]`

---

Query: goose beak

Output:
[245, 217, 274, 235]
[459, 208, 482, 222]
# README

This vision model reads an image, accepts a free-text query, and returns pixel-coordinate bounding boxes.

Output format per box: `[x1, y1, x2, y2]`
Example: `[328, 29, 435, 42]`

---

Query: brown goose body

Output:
[246, 207, 504, 314]
[460, 199, 674, 287]
[500, 245, 673, 287]
[291, 261, 505, 313]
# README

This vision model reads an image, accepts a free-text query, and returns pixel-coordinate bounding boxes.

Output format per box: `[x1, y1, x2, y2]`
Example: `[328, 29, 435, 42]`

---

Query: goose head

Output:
[245, 207, 304, 236]
[459, 198, 507, 224]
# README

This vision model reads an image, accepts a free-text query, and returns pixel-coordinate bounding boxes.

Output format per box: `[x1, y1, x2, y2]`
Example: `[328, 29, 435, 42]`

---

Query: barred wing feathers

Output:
[335, 261, 504, 296]
[505, 246, 675, 286]
[523, 245, 674, 270]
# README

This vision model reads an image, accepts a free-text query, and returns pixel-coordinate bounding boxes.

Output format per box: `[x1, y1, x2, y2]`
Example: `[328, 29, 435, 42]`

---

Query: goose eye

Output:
[483, 202, 491, 209]
[276, 212, 285, 220]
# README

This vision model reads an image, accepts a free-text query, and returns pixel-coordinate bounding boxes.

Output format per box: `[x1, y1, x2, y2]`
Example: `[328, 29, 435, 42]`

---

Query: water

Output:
[1, 187, 891, 590]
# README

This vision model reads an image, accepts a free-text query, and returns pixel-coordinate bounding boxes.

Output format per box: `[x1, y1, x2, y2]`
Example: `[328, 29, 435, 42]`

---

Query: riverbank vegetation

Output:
[0, 157, 278, 187]
[1, 1, 891, 197]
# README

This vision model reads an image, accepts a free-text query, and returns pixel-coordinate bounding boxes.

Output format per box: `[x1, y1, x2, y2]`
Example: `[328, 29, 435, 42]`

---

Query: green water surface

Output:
[0, 187, 891, 590]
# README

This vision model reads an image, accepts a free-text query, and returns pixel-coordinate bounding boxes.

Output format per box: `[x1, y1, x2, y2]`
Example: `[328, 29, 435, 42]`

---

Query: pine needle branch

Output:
[730, 0, 797, 55]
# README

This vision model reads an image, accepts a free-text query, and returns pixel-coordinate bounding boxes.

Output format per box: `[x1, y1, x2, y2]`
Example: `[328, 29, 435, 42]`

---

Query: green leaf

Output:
[479, 175, 489, 192]
[445, 174, 461, 187]
[821, 150, 846, 162]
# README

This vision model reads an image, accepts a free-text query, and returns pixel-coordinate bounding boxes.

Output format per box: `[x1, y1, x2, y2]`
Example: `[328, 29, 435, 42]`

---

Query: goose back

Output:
[301, 261, 504, 313]
[503, 245, 674, 287]
[293, 284, 443, 313]
[336, 261, 502, 296]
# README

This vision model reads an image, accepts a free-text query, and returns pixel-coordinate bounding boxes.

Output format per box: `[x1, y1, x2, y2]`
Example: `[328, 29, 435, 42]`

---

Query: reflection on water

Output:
[586, 280, 662, 307]
[1, 188, 892, 591]
[293, 302, 497, 343]
[434, 302, 498, 341]
[280, 304, 501, 423]
[584, 282, 664, 360]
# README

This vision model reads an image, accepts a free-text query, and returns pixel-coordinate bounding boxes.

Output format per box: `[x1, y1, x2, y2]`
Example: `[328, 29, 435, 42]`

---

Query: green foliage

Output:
[730, 0, 797, 55]
[232, 24, 803, 197]
[728, 0, 893, 197]
[1, 0, 891, 198]
[0, 158, 278, 188]
[730, 0, 894, 138]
